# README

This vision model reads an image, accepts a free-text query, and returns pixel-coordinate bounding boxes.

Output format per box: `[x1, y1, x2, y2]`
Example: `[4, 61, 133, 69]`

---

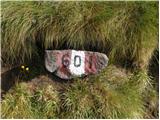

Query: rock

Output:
[45, 50, 109, 79]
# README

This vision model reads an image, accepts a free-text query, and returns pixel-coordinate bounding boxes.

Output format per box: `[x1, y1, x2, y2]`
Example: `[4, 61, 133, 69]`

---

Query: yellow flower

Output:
[26, 67, 29, 71]
[21, 65, 25, 69]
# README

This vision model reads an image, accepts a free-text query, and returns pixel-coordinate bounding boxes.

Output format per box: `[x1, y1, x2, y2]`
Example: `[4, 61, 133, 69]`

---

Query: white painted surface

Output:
[69, 50, 85, 76]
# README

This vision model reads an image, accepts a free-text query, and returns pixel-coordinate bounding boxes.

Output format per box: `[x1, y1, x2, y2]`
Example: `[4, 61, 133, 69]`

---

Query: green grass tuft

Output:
[1, 83, 33, 118]
[1, 77, 60, 119]
[60, 79, 95, 118]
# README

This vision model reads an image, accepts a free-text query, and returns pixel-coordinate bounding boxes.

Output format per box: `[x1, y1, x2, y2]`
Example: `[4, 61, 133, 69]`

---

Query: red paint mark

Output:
[85, 52, 98, 75]
[55, 50, 71, 79]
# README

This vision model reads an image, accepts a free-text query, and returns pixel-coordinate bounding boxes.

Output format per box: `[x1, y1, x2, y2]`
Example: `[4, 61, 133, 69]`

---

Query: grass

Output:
[1, 83, 33, 118]
[1, 76, 60, 119]
[60, 79, 95, 119]
[1, 65, 157, 119]
[1, 1, 158, 119]
[1, 1, 158, 70]
[30, 85, 60, 118]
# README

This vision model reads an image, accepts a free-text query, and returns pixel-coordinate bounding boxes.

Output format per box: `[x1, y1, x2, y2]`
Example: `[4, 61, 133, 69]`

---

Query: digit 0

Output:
[74, 55, 81, 67]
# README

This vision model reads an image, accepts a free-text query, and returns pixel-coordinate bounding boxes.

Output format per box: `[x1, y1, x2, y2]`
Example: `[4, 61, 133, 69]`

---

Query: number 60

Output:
[62, 54, 81, 67]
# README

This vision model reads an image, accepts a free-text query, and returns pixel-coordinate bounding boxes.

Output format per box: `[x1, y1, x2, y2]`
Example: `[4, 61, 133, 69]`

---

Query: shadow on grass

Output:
[1, 58, 73, 97]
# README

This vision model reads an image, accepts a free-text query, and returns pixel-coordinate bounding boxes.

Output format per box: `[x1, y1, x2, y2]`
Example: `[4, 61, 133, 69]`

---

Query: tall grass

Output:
[1, 1, 158, 70]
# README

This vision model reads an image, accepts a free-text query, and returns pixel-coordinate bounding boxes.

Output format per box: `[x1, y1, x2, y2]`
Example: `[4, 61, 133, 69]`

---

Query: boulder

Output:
[45, 50, 108, 79]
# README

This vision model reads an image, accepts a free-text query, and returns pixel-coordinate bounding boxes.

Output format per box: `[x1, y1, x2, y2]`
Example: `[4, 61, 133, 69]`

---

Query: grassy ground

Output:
[1, 1, 159, 119]
[1, 65, 158, 119]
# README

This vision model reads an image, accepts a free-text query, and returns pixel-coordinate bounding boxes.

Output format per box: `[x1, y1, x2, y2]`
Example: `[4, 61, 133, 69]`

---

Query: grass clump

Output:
[60, 80, 95, 119]
[1, 83, 33, 118]
[30, 85, 60, 119]
[143, 87, 159, 118]
[1, 76, 60, 119]
[59, 66, 152, 118]
[1, 66, 157, 119]
[1, 1, 158, 70]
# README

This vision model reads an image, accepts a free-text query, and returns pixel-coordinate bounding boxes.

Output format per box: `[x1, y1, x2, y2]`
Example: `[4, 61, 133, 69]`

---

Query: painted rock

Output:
[45, 50, 109, 79]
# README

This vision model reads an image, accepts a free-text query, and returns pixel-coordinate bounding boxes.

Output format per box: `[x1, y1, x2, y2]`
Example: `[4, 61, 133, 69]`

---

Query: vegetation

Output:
[1, 1, 158, 119]
[2, 66, 157, 119]
[1, 1, 158, 70]
[1, 76, 60, 119]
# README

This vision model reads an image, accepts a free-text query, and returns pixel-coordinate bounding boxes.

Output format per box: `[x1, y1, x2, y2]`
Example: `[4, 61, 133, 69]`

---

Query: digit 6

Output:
[62, 54, 70, 67]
